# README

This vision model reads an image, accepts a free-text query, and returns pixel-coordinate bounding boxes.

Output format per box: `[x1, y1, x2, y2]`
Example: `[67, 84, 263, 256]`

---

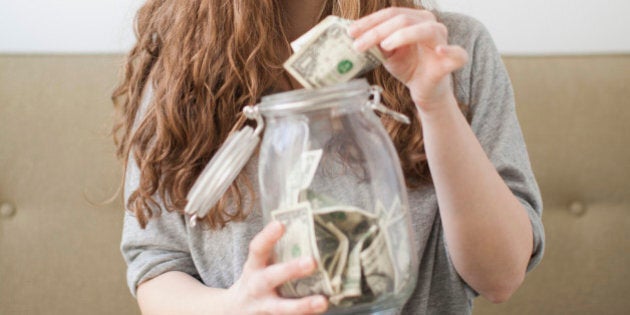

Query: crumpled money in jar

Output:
[272, 201, 406, 306]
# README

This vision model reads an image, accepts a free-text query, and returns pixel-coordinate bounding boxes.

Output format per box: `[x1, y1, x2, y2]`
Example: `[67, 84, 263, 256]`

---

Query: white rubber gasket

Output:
[185, 107, 263, 226]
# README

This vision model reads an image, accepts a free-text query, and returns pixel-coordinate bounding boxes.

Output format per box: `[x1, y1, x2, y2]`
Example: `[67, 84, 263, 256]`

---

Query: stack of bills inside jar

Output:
[283, 15, 385, 89]
[271, 201, 410, 306]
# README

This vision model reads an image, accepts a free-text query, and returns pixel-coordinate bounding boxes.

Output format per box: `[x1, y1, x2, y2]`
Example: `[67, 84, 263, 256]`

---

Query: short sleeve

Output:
[119, 84, 198, 297]
[120, 156, 198, 297]
[451, 14, 545, 272]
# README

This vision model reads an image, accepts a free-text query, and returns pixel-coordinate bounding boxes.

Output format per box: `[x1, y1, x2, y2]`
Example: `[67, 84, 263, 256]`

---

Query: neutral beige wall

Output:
[0, 55, 134, 314]
[0, 54, 628, 314]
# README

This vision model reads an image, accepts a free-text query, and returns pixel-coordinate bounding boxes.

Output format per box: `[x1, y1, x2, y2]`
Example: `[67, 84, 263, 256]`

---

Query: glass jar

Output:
[255, 79, 418, 314]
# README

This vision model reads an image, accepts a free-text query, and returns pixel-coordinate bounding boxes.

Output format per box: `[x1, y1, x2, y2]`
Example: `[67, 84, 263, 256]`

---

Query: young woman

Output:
[114, 0, 544, 314]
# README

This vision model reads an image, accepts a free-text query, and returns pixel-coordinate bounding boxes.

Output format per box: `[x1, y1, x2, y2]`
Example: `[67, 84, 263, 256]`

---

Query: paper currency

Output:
[273, 201, 405, 307]
[273, 119, 310, 209]
[314, 206, 378, 237]
[314, 216, 341, 274]
[314, 215, 349, 293]
[284, 16, 385, 88]
[360, 228, 396, 296]
[272, 202, 333, 297]
[374, 200, 386, 219]
[378, 198, 411, 293]
[329, 225, 378, 305]
[288, 149, 324, 205]
[384, 215, 412, 293]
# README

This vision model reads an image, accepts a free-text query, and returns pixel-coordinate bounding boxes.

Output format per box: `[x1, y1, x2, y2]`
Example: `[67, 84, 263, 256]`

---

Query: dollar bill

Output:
[360, 228, 396, 296]
[307, 190, 339, 210]
[374, 200, 386, 220]
[290, 16, 384, 62]
[286, 149, 323, 206]
[272, 200, 409, 305]
[275, 119, 311, 209]
[272, 202, 333, 297]
[284, 15, 385, 88]
[386, 197, 401, 222]
[290, 16, 330, 53]
[313, 205, 378, 218]
[329, 224, 378, 305]
[288, 150, 323, 191]
[384, 213, 412, 294]
[376, 197, 412, 293]
[314, 215, 349, 294]
[313, 205, 378, 238]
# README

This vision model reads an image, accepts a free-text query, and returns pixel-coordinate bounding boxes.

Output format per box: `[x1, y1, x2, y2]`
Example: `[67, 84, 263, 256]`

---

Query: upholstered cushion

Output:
[474, 56, 630, 314]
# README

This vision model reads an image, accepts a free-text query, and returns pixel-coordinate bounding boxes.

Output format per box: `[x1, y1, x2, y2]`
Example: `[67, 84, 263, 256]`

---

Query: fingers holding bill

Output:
[350, 9, 447, 54]
[347, 8, 469, 90]
[348, 7, 436, 39]
[351, 14, 424, 52]
[379, 22, 448, 52]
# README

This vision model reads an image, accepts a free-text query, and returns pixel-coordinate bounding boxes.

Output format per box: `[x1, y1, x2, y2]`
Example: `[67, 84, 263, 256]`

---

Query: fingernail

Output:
[299, 257, 314, 269]
[311, 296, 327, 311]
[270, 220, 283, 233]
[381, 38, 392, 50]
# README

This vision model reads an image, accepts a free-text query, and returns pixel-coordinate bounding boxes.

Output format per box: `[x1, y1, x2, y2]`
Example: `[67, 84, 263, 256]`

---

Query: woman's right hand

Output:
[226, 221, 329, 314]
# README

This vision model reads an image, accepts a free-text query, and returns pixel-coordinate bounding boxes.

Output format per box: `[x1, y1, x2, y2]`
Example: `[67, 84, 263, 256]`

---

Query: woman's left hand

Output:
[348, 8, 468, 113]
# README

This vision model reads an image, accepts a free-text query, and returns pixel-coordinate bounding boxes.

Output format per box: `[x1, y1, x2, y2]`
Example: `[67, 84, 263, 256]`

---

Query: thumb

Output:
[244, 221, 284, 271]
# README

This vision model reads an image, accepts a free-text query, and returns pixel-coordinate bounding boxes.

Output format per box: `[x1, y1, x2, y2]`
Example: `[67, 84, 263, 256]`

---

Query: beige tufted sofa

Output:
[0, 54, 628, 314]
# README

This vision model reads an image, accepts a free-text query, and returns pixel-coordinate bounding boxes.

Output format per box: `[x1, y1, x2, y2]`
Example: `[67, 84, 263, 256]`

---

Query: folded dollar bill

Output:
[272, 202, 334, 297]
[284, 15, 385, 89]
[273, 201, 400, 306]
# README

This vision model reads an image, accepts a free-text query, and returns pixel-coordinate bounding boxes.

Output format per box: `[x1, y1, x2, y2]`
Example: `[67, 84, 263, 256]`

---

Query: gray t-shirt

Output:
[120, 12, 544, 315]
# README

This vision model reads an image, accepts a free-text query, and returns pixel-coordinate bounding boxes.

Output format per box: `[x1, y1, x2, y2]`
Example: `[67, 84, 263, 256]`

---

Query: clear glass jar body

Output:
[257, 80, 417, 314]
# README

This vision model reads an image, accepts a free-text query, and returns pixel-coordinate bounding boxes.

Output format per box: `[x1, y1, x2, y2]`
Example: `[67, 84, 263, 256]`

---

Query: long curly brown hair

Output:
[113, 0, 439, 229]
